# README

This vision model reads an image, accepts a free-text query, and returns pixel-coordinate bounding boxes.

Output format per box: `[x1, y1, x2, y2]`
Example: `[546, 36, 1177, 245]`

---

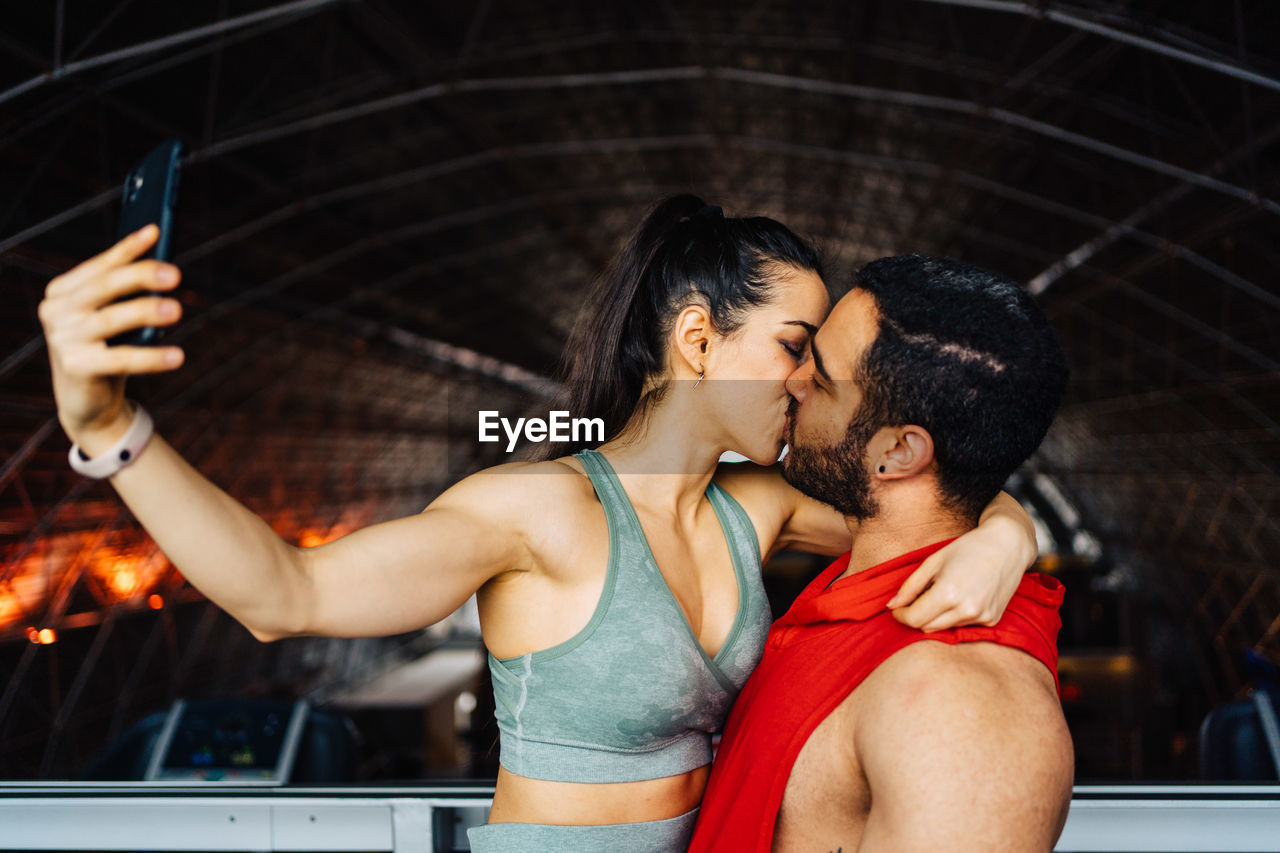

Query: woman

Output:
[39, 195, 1036, 851]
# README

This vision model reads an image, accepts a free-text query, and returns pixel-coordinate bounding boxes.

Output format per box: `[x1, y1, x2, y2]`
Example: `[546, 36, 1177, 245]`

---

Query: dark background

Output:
[0, 0, 1277, 783]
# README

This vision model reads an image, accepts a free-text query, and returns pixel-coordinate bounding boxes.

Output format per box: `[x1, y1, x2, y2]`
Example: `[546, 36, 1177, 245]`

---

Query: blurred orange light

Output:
[0, 593, 20, 626]
[296, 523, 352, 548]
[26, 626, 39, 643]
[148, 594, 164, 610]
[89, 548, 167, 603]
[37, 628, 56, 644]
[297, 530, 327, 548]
[107, 568, 139, 599]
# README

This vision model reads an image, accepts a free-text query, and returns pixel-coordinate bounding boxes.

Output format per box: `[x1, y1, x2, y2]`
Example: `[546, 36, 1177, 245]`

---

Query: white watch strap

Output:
[67, 403, 155, 479]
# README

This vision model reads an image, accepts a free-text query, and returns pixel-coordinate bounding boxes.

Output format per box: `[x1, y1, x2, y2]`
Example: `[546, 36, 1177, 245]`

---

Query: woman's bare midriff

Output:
[486, 764, 710, 825]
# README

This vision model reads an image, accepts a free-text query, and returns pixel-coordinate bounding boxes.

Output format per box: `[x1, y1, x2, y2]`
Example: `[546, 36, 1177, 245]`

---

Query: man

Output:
[689, 255, 1074, 852]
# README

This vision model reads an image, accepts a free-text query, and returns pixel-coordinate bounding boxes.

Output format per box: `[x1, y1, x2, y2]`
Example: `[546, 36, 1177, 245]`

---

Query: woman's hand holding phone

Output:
[39, 224, 185, 455]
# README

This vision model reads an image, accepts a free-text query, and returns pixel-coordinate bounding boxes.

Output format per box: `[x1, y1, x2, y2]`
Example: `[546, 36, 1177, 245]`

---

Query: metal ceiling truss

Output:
[10, 57, 1277, 255]
[1, 0, 1275, 780]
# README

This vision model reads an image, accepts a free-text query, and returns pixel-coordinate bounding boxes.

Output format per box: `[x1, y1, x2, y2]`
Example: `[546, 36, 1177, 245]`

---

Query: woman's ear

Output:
[672, 303, 712, 376]
[877, 425, 935, 478]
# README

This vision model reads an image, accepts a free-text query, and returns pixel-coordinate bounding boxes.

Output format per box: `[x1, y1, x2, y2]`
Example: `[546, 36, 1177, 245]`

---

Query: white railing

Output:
[0, 783, 1277, 852]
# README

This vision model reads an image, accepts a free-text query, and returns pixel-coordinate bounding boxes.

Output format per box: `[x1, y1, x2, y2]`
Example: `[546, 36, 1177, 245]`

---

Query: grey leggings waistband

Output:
[466, 806, 698, 853]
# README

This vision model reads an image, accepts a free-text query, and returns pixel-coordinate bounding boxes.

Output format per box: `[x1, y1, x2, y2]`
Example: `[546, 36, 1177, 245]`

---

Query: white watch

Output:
[68, 403, 155, 479]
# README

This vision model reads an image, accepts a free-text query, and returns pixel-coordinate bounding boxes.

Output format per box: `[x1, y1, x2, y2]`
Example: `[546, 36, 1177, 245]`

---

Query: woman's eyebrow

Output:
[783, 320, 817, 335]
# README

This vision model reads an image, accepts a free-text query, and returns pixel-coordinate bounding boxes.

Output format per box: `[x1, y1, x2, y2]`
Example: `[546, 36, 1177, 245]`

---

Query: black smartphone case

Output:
[109, 139, 183, 347]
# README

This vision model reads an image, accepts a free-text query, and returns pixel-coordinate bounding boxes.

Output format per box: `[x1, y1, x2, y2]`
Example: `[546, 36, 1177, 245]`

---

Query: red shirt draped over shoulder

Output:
[688, 539, 1064, 853]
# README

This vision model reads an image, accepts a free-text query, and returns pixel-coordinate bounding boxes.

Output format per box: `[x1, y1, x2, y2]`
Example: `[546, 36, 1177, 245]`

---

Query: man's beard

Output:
[783, 398, 883, 520]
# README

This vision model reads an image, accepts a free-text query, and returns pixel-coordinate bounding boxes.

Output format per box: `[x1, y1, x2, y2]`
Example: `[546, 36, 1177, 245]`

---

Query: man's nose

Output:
[785, 362, 811, 401]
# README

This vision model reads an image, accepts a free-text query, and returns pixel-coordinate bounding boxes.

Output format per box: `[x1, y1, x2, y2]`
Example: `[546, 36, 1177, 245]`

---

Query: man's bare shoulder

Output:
[865, 639, 1056, 702]
[852, 641, 1064, 753]
[847, 640, 1073, 851]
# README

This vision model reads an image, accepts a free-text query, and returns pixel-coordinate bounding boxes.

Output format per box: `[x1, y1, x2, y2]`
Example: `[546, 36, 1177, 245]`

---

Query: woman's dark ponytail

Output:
[539, 194, 822, 458]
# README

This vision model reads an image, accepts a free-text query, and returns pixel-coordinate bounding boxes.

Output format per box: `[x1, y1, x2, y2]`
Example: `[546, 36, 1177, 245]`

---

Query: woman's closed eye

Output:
[780, 339, 808, 360]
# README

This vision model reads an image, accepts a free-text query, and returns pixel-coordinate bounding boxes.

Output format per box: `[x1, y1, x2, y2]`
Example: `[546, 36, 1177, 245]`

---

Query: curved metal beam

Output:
[0, 24, 1191, 160]
[176, 134, 718, 263]
[6, 133, 1272, 390]
[717, 68, 1280, 216]
[0, 188, 115, 256]
[192, 67, 707, 161]
[204, 64, 1280, 216]
[0, 17, 324, 153]
[1029, 120, 1280, 294]
[7, 62, 1275, 257]
[908, 0, 1280, 94]
[0, 0, 346, 107]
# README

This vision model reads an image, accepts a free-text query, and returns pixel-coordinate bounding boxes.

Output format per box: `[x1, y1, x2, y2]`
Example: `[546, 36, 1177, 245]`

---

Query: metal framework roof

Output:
[0, 0, 1277, 780]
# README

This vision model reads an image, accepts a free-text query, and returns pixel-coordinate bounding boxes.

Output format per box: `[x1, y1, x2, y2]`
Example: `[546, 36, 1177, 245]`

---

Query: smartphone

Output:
[108, 138, 184, 347]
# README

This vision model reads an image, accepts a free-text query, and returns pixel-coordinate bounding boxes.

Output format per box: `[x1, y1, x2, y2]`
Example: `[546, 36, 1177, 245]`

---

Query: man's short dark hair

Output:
[854, 254, 1069, 521]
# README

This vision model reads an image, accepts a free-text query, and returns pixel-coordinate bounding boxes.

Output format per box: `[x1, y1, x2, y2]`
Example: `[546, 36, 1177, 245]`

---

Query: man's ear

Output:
[672, 303, 711, 376]
[877, 425, 935, 478]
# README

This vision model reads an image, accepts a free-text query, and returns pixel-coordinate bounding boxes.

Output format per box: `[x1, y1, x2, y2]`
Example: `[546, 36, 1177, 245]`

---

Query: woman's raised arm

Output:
[884, 490, 1038, 632]
[110, 438, 532, 641]
[39, 227, 531, 642]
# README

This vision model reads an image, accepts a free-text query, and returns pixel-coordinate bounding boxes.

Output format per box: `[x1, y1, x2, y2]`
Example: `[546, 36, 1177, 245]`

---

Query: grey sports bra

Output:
[487, 449, 771, 783]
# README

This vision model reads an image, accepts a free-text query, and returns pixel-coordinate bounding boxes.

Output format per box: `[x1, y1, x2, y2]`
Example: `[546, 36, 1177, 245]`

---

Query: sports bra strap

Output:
[574, 449, 644, 541]
[576, 449, 761, 573]
[705, 481, 762, 568]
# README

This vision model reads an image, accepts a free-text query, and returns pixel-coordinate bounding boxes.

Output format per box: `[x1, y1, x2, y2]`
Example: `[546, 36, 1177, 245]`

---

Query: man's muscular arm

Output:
[852, 642, 1074, 853]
